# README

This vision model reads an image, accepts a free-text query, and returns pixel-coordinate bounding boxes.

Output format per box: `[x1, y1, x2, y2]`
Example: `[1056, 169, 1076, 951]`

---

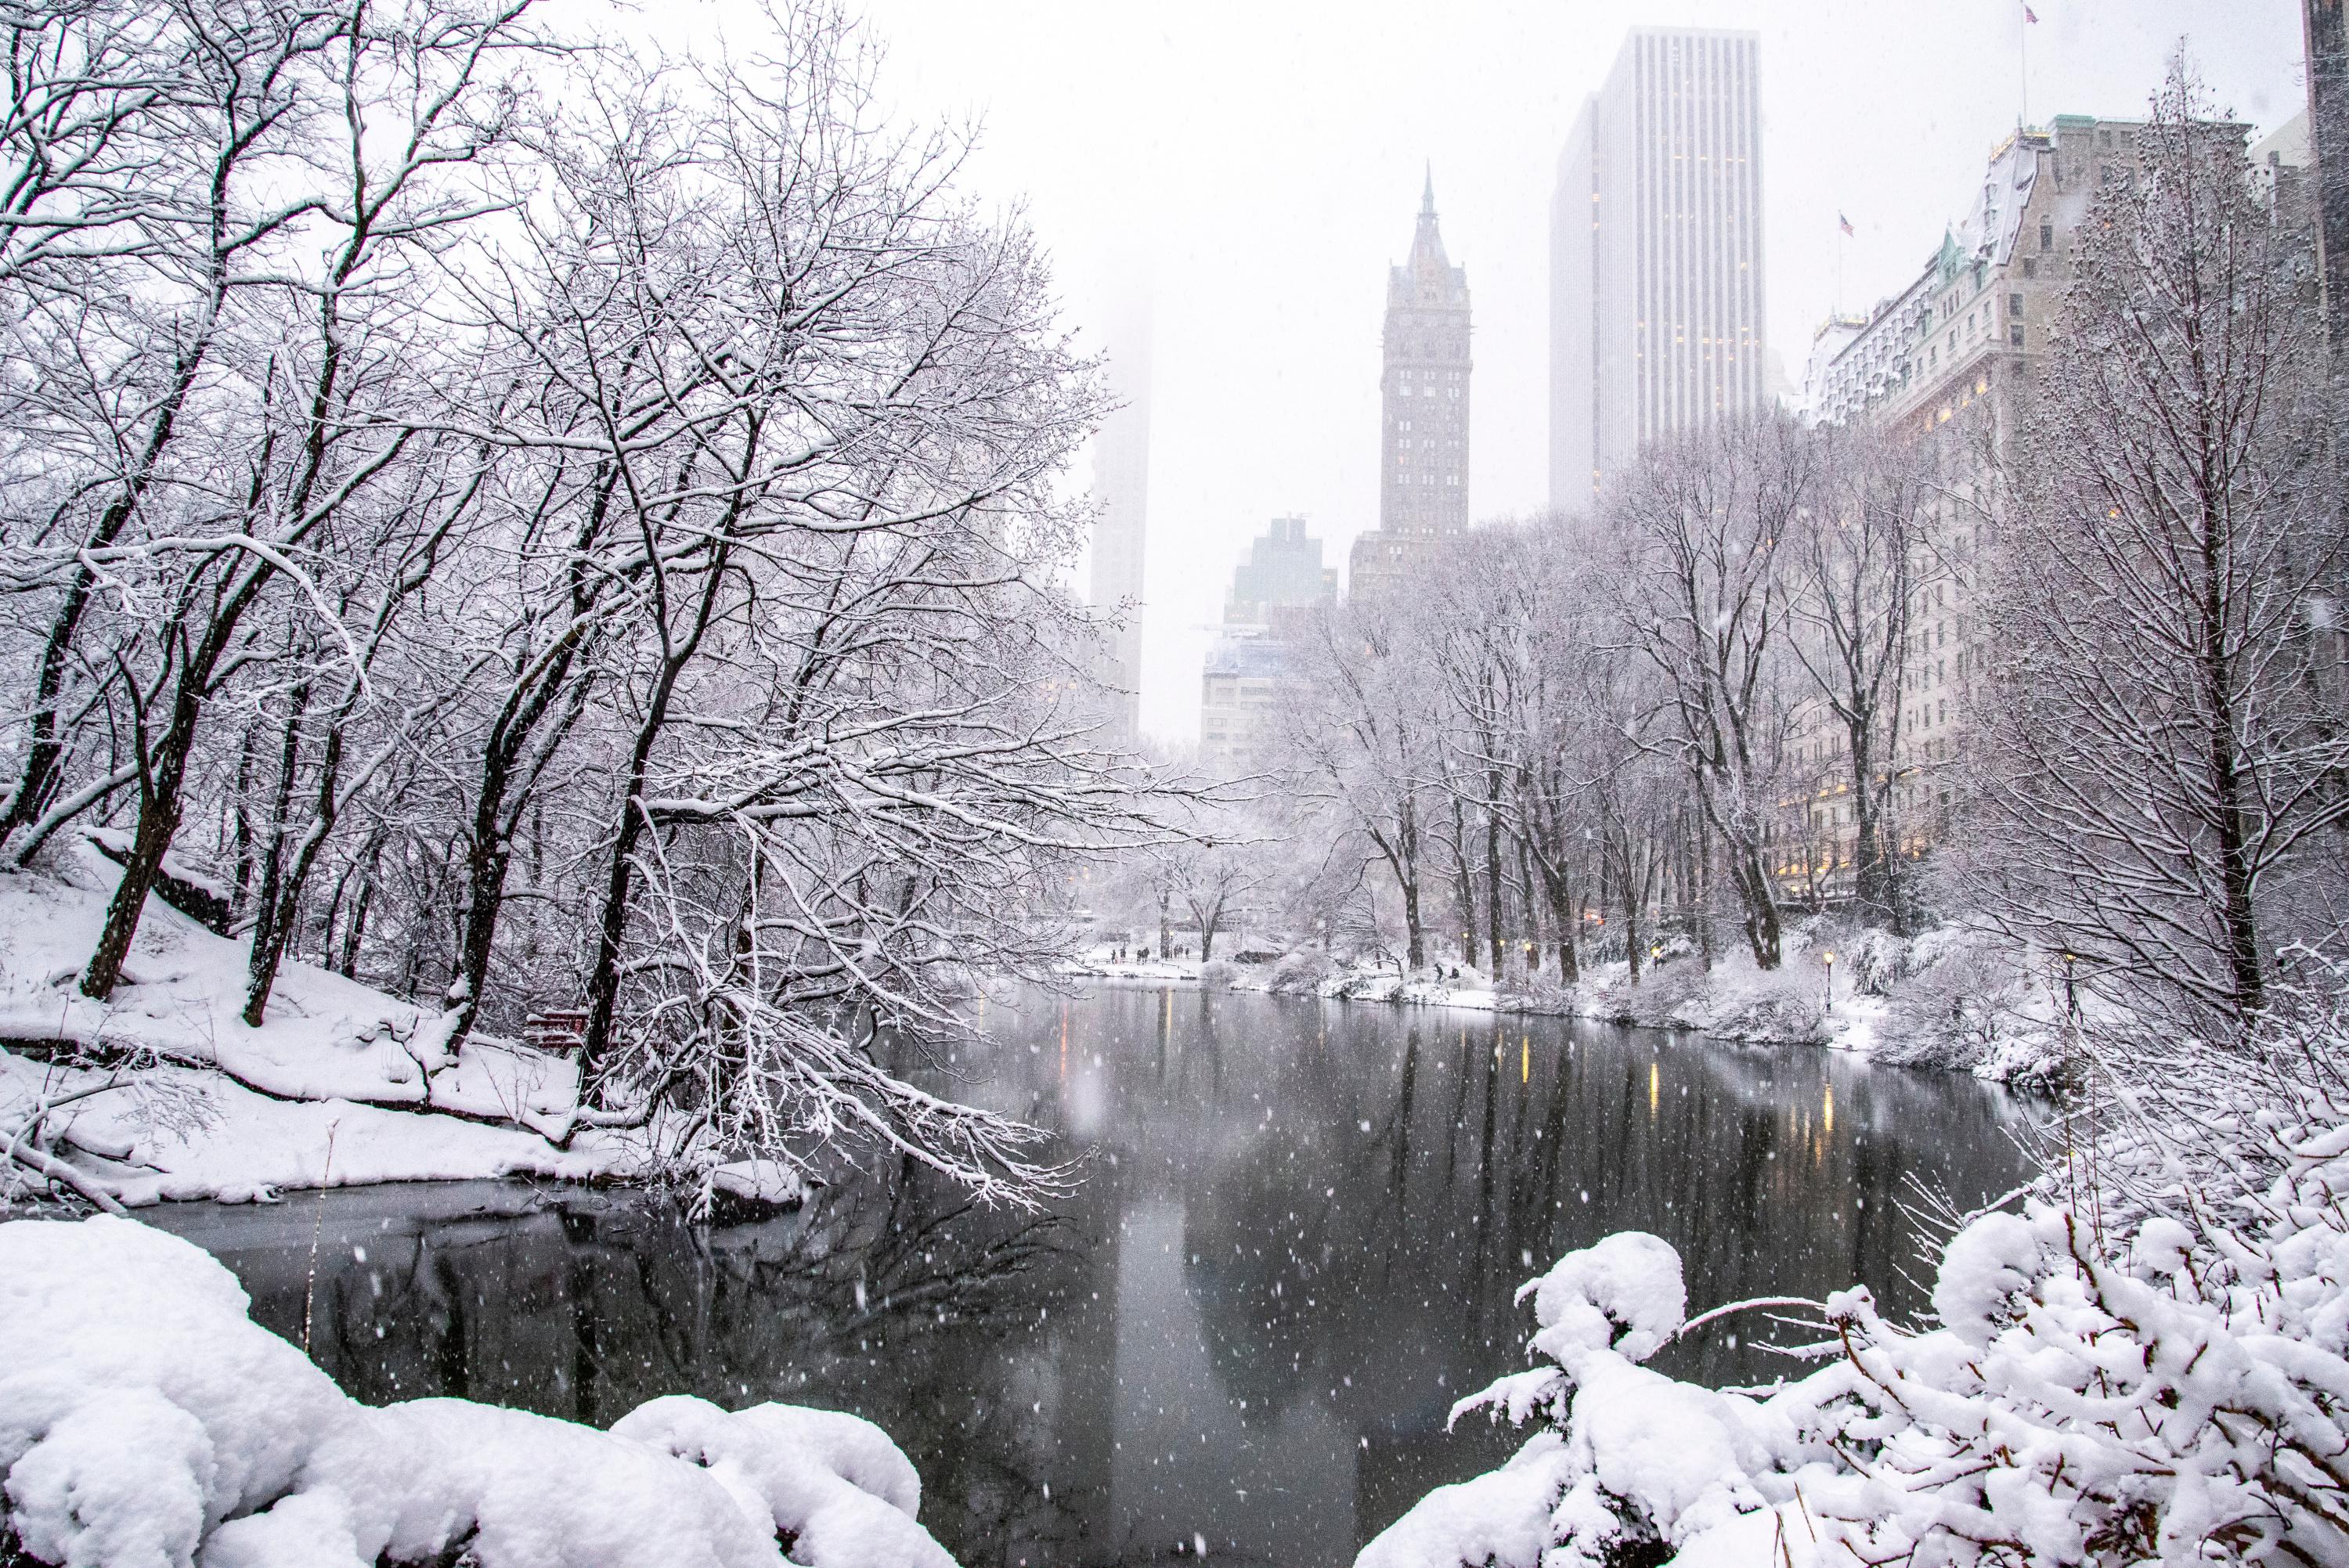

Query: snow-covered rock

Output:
[0, 1215, 958, 1568]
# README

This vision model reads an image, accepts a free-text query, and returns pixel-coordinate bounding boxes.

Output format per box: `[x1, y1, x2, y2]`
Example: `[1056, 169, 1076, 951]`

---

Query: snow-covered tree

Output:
[1611, 413, 1809, 970]
[1976, 57, 2349, 1037]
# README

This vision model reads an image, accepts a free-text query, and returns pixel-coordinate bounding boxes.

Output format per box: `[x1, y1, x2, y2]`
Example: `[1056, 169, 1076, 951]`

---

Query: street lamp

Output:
[1824, 950, 1835, 1015]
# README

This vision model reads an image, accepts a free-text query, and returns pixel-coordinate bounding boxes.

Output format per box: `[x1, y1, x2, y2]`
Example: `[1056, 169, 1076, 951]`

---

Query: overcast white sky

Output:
[705, 0, 2310, 743]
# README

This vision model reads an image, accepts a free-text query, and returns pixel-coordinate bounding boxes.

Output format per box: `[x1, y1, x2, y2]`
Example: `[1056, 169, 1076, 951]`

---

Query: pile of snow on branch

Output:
[0, 1217, 955, 1568]
[1363, 1174, 2349, 1564]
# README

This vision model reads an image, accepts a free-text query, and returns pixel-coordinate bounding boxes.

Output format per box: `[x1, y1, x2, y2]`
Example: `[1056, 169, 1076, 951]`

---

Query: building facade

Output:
[1348, 174, 1471, 600]
[1781, 114, 2270, 900]
[1550, 27, 1766, 512]
[1087, 295, 1152, 744]
[1203, 517, 1337, 776]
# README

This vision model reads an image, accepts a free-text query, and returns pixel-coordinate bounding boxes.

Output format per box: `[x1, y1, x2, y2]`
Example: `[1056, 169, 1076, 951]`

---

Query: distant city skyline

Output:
[822, 0, 2309, 744]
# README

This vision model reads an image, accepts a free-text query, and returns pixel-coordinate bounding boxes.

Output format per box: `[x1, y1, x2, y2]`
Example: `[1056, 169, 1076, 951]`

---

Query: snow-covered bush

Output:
[1199, 959, 1239, 990]
[1366, 1018, 2349, 1566]
[0, 1216, 958, 1567]
[1269, 948, 1336, 995]
[1694, 957, 1826, 1044]
[1834, 925, 1907, 998]
[1875, 927, 2037, 1072]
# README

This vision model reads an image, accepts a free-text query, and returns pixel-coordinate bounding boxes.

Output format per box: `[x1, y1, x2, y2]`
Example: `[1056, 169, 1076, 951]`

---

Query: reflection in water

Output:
[152, 988, 2034, 1567]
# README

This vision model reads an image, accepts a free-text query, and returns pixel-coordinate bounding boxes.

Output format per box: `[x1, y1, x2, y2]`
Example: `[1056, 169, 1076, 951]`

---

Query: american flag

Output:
[2023, 4, 2040, 21]
[1838, 212, 1855, 238]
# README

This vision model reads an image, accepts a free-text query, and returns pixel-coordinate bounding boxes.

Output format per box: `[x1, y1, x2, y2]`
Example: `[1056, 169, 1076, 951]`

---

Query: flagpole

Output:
[2019, 3, 2030, 128]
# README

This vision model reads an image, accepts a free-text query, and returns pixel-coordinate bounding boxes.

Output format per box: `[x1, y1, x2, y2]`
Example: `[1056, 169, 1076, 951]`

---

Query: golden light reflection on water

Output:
[1521, 1036, 1529, 1084]
[1824, 1081, 1835, 1137]
[1649, 1060, 1659, 1117]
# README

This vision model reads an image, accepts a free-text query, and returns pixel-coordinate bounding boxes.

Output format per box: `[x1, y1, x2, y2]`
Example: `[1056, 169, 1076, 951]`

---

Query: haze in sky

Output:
[773, 0, 2311, 744]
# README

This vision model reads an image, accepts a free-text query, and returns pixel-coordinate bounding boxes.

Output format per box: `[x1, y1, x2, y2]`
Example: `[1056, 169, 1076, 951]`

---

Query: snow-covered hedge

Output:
[1364, 1130, 2349, 1563]
[0, 1217, 958, 1568]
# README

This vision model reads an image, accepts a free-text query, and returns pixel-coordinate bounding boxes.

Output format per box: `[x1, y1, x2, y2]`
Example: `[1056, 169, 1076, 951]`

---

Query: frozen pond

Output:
[150, 985, 2034, 1566]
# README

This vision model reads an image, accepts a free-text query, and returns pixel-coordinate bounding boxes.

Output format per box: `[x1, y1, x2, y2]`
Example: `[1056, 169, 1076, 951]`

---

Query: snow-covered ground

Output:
[1065, 917, 2058, 1083]
[0, 1213, 958, 1567]
[0, 858, 651, 1208]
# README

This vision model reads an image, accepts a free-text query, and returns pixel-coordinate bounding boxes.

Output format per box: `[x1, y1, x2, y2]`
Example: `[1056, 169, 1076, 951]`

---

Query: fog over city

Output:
[820, 0, 2308, 739]
[5, 1, 2349, 1565]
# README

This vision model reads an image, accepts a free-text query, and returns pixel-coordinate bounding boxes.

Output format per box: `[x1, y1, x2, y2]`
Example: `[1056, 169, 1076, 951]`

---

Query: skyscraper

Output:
[1087, 294, 1152, 744]
[1349, 172, 1471, 600]
[1550, 27, 1766, 511]
[1200, 517, 1337, 776]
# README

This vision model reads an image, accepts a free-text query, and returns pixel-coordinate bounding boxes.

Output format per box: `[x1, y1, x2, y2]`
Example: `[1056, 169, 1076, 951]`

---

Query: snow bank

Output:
[0, 1215, 959, 1568]
[1149, 918, 2061, 1081]
[0, 863, 579, 1130]
[0, 863, 654, 1206]
[0, 1050, 625, 1206]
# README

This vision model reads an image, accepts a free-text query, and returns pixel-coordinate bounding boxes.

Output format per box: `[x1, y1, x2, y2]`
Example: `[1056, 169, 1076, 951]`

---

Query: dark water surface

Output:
[149, 986, 2033, 1567]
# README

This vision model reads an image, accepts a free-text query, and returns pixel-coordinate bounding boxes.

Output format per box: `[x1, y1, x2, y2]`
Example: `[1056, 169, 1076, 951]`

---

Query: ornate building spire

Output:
[1351, 171, 1474, 600]
[1395, 169, 1466, 308]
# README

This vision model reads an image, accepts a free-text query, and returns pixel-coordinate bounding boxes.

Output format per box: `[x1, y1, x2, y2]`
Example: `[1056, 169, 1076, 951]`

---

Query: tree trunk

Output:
[2200, 542, 2265, 1022]
[240, 682, 311, 1025]
[1847, 724, 1900, 931]
[82, 634, 219, 997]
[1694, 809, 1717, 970]
[1448, 795, 1476, 968]
[1513, 831, 1540, 978]
[577, 538, 735, 1094]
[244, 692, 352, 1026]
[1483, 788, 1503, 975]
[1540, 859, 1580, 984]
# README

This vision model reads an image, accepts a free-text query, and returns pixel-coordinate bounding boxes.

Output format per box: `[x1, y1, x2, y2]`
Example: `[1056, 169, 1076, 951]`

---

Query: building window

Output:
[2040, 222, 2053, 252]
[2010, 323, 2024, 346]
[2022, 257, 2037, 278]
[2008, 292, 2023, 317]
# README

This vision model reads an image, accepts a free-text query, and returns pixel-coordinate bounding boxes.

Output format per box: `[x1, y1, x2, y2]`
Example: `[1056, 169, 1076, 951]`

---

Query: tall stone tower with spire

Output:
[1351, 169, 1472, 600]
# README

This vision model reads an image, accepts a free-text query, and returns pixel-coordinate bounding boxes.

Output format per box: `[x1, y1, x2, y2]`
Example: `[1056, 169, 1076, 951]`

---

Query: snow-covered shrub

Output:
[1362, 1028, 2349, 1567]
[1835, 925, 1908, 997]
[1, 1216, 959, 1568]
[1269, 948, 1336, 995]
[1199, 959, 1239, 990]
[1373, 980, 2349, 1565]
[1698, 957, 1826, 1044]
[1875, 927, 2035, 1072]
